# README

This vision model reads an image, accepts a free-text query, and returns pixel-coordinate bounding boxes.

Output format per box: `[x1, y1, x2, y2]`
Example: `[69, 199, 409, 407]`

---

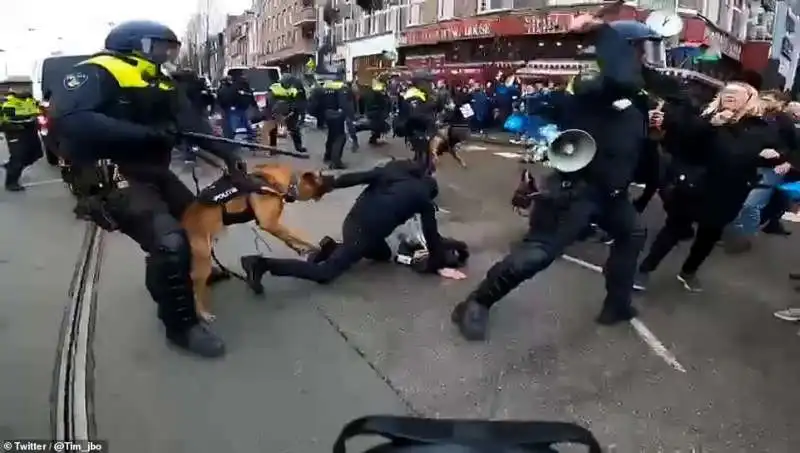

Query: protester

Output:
[634, 82, 787, 292]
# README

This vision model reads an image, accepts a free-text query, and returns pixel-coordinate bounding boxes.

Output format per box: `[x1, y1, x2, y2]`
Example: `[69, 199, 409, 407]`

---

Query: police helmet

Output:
[105, 20, 181, 65]
[608, 20, 667, 68]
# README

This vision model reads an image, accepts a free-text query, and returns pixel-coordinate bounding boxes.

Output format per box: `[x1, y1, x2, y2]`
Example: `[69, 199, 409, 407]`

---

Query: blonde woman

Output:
[634, 82, 786, 292]
[726, 90, 797, 251]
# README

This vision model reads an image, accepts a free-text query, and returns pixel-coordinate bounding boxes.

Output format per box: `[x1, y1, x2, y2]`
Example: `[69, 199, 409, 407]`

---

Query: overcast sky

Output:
[0, 0, 251, 79]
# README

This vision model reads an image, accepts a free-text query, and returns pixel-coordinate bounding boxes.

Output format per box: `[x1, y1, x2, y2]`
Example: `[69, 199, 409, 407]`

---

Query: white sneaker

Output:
[774, 308, 800, 322]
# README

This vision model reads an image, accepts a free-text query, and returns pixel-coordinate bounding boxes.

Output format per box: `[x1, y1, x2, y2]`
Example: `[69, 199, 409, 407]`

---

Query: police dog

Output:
[428, 124, 468, 169]
[181, 163, 328, 322]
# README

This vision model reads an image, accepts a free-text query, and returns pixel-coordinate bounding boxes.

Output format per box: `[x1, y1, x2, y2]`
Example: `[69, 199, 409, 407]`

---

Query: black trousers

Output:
[324, 115, 346, 165]
[639, 210, 721, 276]
[103, 167, 199, 333]
[4, 124, 42, 185]
[266, 237, 392, 284]
[470, 191, 646, 312]
[267, 113, 304, 151]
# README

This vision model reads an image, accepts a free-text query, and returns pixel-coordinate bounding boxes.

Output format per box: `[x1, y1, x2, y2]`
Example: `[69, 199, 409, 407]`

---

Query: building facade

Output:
[393, 0, 775, 83]
[767, 0, 800, 89]
[224, 12, 254, 68]
[248, 0, 316, 72]
[326, 1, 413, 81]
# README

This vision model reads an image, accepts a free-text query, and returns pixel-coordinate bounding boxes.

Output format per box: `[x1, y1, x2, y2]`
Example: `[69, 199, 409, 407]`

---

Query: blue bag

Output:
[504, 112, 527, 133]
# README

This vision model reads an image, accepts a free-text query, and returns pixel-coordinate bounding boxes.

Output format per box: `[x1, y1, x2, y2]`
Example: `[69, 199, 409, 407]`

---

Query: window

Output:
[408, 0, 422, 25]
[477, 0, 511, 13]
[438, 0, 454, 20]
[370, 13, 379, 35]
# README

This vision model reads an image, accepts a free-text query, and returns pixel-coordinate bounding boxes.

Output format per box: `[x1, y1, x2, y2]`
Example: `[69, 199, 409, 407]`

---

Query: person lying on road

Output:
[239, 159, 467, 291]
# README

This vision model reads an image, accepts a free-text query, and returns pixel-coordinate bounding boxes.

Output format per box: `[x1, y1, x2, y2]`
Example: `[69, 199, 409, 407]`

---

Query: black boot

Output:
[206, 266, 231, 286]
[166, 323, 226, 358]
[240, 255, 268, 294]
[451, 300, 489, 341]
[595, 303, 638, 326]
[5, 181, 25, 192]
[329, 161, 347, 170]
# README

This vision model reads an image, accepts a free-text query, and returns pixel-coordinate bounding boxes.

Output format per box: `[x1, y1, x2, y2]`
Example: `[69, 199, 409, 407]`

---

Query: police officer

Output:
[0, 90, 43, 191]
[363, 76, 391, 145]
[396, 72, 436, 171]
[265, 75, 307, 153]
[50, 20, 247, 358]
[451, 14, 676, 341]
[345, 81, 360, 152]
[309, 67, 352, 169]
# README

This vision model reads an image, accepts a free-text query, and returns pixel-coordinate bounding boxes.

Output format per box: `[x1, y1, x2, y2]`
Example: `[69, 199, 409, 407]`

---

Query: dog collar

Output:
[284, 173, 299, 203]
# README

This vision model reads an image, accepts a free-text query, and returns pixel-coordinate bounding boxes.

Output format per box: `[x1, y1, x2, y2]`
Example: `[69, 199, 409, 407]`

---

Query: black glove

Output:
[146, 125, 178, 149]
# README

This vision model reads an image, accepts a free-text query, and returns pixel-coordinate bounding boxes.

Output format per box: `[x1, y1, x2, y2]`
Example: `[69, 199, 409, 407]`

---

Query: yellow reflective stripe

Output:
[81, 55, 173, 91]
[322, 81, 344, 89]
[403, 87, 426, 101]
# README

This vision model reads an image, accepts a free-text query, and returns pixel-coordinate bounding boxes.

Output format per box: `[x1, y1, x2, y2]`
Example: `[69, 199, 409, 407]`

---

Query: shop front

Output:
[346, 33, 398, 82]
[398, 6, 770, 85]
[396, 6, 636, 83]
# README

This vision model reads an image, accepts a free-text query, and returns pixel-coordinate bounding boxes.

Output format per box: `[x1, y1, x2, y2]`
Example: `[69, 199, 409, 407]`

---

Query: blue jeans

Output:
[224, 108, 254, 141]
[729, 167, 784, 236]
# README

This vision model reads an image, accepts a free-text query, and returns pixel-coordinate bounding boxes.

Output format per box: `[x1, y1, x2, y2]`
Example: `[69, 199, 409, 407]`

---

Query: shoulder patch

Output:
[63, 72, 88, 90]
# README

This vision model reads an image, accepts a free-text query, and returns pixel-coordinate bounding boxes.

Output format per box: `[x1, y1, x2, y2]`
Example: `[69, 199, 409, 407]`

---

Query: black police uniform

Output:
[452, 21, 662, 341]
[363, 80, 391, 145]
[50, 22, 242, 358]
[397, 83, 436, 171]
[309, 76, 352, 169]
[1, 93, 43, 191]
[239, 160, 448, 287]
[265, 77, 307, 153]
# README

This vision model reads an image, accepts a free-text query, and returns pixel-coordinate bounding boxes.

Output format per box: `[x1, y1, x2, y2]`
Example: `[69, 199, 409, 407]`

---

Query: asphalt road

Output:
[1, 132, 799, 452]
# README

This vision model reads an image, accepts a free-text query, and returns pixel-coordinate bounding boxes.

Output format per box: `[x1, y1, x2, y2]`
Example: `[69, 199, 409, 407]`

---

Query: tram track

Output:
[51, 223, 105, 441]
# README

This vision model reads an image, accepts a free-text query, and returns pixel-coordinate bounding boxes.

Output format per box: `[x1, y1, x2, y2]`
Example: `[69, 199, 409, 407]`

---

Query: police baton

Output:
[179, 131, 310, 159]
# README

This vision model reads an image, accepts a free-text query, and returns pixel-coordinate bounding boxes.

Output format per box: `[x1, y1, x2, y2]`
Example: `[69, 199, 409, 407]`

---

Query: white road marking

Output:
[24, 178, 63, 188]
[493, 152, 523, 159]
[461, 145, 488, 152]
[560, 254, 687, 373]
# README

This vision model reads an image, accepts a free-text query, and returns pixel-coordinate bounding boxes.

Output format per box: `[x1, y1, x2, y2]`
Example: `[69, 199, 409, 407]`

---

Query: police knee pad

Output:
[496, 245, 554, 282]
[154, 228, 192, 265]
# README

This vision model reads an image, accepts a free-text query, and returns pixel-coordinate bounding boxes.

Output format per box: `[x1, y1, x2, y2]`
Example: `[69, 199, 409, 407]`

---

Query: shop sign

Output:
[704, 27, 742, 61]
[522, 13, 576, 35]
[400, 11, 585, 47]
[400, 19, 495, 46]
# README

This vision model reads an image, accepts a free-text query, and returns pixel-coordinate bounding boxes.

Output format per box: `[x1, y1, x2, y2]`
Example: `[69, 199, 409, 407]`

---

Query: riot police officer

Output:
[309, 67, 352, 169]
[363, 76, 391, 145]
[50, 20, 246, 358]
[265, 75, 307, 153]
[396, 72, 436, 171]
[0, 90, 42, 191]
[451, 14, 676, 341]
